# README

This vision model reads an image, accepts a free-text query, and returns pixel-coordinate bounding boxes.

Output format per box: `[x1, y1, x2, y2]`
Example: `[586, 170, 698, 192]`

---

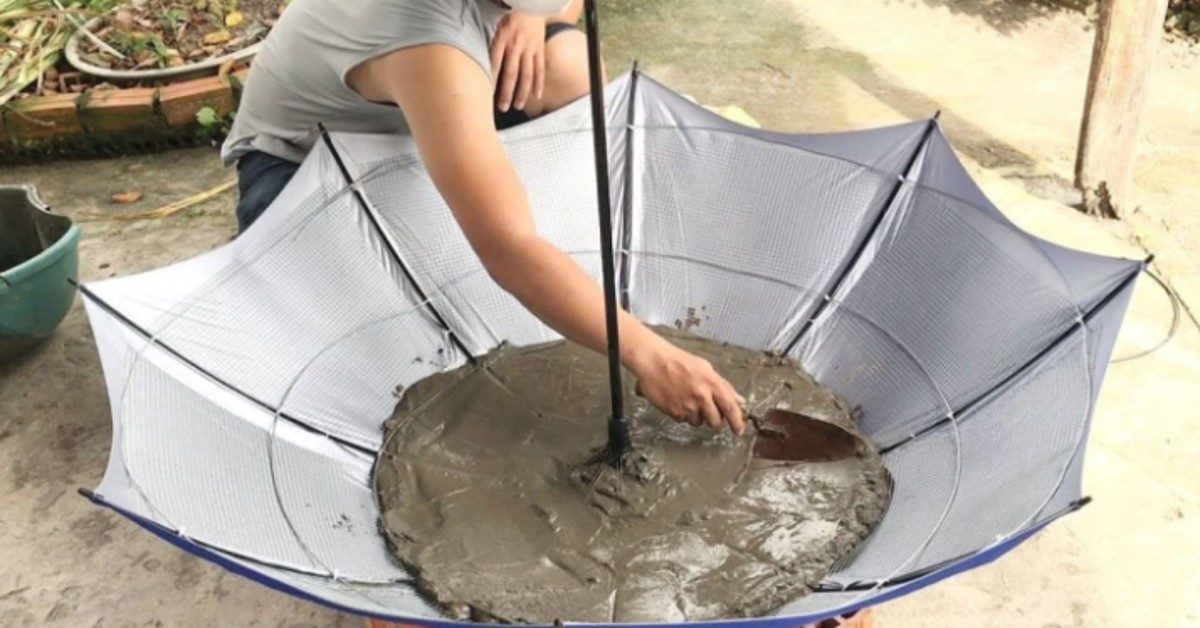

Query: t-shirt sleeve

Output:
[330, 0, 496, 91]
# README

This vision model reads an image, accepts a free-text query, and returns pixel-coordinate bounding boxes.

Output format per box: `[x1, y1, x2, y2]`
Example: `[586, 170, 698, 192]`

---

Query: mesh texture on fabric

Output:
[120, 350, 325, 574]
[626, 112, 894, 351]
[794, 185, 1083, 445]
[918, 130, 1134, 310]
[78, 70, 1142, 626]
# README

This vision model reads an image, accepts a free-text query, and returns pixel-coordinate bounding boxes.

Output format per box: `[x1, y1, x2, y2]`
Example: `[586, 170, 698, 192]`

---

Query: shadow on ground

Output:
[884, 0, 1095, 36]
[600, 0, 1040, 172]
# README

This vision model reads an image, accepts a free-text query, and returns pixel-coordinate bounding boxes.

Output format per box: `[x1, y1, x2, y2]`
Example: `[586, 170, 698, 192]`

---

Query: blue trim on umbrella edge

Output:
[80, 488, 1071, 627]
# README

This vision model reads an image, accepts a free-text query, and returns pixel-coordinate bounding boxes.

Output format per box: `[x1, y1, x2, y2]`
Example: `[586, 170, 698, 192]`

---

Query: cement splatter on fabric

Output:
[374, 329, 891, 623]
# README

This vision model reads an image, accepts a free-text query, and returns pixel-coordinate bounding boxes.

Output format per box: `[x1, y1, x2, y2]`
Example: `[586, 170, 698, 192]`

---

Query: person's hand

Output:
[630, 341, 748, 436]
[490, 10, 547, 113]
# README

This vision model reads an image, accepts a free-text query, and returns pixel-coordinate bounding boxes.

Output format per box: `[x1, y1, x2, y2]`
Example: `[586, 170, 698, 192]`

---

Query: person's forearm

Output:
[483, 233, 666, 374]
[351, 43, 746, 433]
[370, 41, 652, 370]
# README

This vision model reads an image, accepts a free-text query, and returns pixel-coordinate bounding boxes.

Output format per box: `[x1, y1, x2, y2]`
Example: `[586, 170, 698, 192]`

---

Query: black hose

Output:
[1112, 266, 1182, 363]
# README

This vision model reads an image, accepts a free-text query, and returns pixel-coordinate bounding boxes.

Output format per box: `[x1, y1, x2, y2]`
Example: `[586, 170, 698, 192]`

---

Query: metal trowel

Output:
[748, 409, 861, 463]
[633, 381, 861, 462]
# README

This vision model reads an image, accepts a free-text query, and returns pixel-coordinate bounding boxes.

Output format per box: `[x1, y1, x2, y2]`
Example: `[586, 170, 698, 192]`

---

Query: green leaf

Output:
[244, 21, 266, 39]
[196, 106, 219, 126]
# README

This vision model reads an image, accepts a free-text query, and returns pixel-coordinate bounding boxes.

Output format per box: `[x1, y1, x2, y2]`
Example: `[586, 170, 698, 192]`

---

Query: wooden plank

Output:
[158, 75, 235, 127]
[5, 93, 84, 142]
[1074, 0, 1170, 218]
[81, 87, 162, 135]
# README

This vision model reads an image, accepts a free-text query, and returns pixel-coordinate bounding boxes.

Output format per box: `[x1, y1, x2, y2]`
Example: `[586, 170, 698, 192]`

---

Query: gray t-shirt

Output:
[221, 0, 505, 166]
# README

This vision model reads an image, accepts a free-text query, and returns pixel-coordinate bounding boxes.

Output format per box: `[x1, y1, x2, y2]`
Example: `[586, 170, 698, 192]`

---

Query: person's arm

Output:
[347, 44, 746, 435]
[546, 0, 582, 24]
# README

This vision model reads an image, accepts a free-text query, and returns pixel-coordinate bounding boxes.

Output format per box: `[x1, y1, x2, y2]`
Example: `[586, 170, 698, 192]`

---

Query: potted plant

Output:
[64, 0, 280, 81]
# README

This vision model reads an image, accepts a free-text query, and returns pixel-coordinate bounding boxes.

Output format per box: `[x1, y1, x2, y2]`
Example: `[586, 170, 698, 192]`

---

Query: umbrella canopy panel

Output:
[81, 71, 1140, 626]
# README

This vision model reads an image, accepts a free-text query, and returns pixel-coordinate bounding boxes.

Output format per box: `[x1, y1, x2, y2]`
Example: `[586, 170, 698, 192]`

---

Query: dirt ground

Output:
[2, 0, 1199, 626]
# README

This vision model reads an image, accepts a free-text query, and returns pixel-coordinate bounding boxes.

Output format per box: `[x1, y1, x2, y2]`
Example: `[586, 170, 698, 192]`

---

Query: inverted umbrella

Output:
[79, 39, 1142, 628]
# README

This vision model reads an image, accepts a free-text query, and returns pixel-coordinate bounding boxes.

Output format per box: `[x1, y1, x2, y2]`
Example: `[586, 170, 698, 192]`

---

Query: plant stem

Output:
[54, 0, 126, 60]
[0, 19, 38, 79]
[0, 11, 72, 108]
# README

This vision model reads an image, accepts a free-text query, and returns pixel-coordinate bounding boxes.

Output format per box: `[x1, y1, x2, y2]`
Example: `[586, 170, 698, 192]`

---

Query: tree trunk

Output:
[1074, 0, 1170, 219]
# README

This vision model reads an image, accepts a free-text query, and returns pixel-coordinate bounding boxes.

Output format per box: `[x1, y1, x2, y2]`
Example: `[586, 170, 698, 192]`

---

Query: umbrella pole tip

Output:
[574, 417, 653, 485]
[608, 413, 633, 456]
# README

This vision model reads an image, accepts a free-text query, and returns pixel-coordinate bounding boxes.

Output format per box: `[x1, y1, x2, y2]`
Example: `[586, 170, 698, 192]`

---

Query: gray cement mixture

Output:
[374, 329, 891, 623]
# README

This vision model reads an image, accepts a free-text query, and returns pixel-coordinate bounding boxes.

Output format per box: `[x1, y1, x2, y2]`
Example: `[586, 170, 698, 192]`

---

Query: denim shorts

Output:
[233, 149, 301, 232]
[234, 22, 581, 233]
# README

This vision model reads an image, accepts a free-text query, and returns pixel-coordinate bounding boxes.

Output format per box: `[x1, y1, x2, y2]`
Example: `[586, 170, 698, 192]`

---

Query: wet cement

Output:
[374, 329, 891, 624]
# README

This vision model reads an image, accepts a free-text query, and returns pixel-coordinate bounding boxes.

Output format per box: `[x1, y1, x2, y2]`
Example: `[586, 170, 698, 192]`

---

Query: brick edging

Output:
[0, 67, 249, 160]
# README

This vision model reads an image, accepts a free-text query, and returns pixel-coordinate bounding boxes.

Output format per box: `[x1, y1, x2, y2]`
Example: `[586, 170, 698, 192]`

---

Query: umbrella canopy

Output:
[80, 69, 1142, 627]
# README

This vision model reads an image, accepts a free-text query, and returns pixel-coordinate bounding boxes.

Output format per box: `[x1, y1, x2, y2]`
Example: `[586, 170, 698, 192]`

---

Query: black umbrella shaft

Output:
[583, 0, 627, 428]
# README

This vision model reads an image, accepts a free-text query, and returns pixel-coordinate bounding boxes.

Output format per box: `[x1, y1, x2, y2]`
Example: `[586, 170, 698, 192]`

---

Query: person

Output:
[220, 0, 748, 435]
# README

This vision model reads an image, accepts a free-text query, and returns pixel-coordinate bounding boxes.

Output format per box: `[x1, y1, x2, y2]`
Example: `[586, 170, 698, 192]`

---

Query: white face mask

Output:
[503, 0, 573, 16]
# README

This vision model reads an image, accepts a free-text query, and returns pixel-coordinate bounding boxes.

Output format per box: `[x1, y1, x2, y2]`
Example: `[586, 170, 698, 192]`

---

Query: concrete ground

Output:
[2, 0, 1198, 626]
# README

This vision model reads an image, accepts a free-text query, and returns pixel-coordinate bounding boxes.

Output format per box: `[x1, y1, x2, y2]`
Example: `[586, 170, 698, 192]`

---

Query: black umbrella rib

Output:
[781, 115, 940, 357]
[76, 283, 375, 456]
[879, 263, 1144, 455]
[617, 62, 640, 311]
[318, 125, 475, 364]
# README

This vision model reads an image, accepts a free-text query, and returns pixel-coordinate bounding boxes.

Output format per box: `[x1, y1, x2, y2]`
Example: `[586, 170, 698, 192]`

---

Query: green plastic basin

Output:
[0, 185, 80, 361]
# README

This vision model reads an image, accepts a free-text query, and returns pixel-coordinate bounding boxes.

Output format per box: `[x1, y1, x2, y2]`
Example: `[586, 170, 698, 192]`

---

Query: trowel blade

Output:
[751, 409, 861, 462]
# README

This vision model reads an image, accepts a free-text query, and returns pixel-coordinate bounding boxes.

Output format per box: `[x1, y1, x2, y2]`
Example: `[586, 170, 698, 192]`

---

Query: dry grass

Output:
[0, 0, 98, 107]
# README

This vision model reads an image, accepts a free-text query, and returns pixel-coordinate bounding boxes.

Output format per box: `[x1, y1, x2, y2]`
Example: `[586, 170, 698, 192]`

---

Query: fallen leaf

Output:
[225, 11, 243, 27]
[203, 30, 231, 44]
[113, 9, 134, 32]
[111, 192, 144, 204]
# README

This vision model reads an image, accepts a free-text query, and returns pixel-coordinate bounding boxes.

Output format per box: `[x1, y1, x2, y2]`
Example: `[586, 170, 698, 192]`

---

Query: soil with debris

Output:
[79, 0, 282, 72]
[374, 328, 891, 624]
